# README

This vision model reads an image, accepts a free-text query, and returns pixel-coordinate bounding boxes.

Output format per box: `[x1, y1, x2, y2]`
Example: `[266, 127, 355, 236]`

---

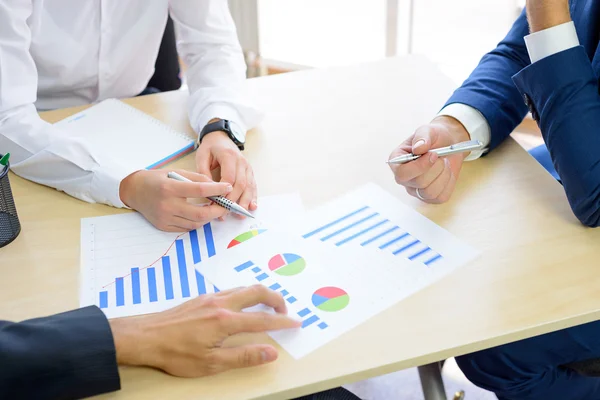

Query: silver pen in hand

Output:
[387, 140, 484, 165]
[167, 171, 254, 219]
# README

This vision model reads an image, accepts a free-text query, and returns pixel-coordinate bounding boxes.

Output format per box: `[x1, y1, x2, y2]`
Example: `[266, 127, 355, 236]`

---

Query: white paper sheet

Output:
[80, 194, 304, 319]
[195, 229, 422, 359]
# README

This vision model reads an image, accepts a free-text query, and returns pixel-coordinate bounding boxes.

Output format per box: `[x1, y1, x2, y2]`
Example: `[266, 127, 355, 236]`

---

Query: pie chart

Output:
[228, 229, 267, 248]
[268, 253, 306, 276]
[312, 287, 350, 312]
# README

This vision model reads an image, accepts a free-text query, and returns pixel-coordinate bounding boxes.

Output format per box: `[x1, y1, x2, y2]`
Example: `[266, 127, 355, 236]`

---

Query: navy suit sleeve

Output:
[443, 9, 531, 150]
[512, 46, 600, 227]
[0, 306, 121, 400]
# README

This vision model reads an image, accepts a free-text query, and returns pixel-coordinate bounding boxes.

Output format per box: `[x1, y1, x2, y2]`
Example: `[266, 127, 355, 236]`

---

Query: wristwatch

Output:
[197, 119, 245, 151]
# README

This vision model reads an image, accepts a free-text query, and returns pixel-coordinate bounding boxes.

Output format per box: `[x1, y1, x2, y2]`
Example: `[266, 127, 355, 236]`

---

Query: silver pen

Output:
[387, 140, 484, 165]
[167, 171, 254, 219]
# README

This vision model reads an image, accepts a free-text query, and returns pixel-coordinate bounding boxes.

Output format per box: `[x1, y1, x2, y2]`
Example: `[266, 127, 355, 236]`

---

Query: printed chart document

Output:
[80, 194, 303, 319]
[292, 183, 479, 282]
[195, 230, 421, 359]
[80, 183, 479, 359]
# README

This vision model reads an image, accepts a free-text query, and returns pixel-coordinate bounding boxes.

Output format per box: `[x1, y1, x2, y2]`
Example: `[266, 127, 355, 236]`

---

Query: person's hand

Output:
[110, 285, 301, 377]
[388, 116, 470, 204]
[196, 131, 257, 219]
[526, 0, 570, 33]
[119, 169, 232, 232]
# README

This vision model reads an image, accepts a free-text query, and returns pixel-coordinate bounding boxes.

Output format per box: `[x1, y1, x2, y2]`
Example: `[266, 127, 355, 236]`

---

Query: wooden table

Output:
[3, 56, 600, 400]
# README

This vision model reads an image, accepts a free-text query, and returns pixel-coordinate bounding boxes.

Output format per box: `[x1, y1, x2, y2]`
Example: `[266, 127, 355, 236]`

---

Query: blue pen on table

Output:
[166, 171, 254, 219]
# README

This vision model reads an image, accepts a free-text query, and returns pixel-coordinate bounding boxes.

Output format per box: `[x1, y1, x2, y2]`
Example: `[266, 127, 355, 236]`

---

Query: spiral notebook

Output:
[54, 99, 196, 170]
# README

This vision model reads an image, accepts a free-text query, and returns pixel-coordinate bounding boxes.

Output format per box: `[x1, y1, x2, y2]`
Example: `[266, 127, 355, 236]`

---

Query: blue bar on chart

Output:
[235, 261, 254, 272]
[269, 283, 281, 290]
[336, 219, 389, 246]
[131, 267, 141, 304]
[147, 267, 158, 302]
[425, 254, 443, 265]
[195, 270, 207, 295]
[116, 277, 125, 307]
[281, 290, 289, 297]
[99, 291, 108, 309]
[393, 239, 420, 255]
[162, 256, 174, 300]
[302, 315, 320, 328]
[252, 266, 261, 273]
[203, 223, 216, 257]
[176, 239, 190, 298]
[318, 322, 328, 330]
[287, 296, 297, 304]
[409, 247, 431, 260]
[303, 206, 370, 238]
[380, 233, 409, 250]
[189, 230, 202, 264]
[321, 212, 379, 242]
[297, 308, 311, 317]
[256, 273, 269, 282]
[361, 226, 399, 246]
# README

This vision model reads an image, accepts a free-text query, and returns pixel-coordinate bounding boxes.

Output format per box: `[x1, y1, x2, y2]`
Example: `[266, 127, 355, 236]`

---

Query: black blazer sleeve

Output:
[0, 306, 121, 400]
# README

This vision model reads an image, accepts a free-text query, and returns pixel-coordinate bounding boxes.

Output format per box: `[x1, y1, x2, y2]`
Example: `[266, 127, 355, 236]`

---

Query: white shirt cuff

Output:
[437, 103, 491, 161]
[524, 21, 579, 63]
[91, 164, 139, 209]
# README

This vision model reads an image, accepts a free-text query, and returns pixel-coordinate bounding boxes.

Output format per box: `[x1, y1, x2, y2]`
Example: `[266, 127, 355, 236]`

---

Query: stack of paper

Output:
[80, 184, 478, 358]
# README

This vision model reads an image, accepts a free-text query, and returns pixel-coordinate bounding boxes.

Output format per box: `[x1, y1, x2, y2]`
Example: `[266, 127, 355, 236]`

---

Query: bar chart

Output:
[303, 205, 443, 265]
[98, 225, 218, 312]
[82, 215, 220, 319]
[234, 260, 329, 330]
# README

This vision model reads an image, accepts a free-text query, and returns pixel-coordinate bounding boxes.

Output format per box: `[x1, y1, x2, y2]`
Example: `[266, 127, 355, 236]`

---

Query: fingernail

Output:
[251, 201, 258, 208]
[413, 139, 426, 150]
[226, 185, 233, 193]
[261, 350, 276, 362]
[429, 152, 438, 164]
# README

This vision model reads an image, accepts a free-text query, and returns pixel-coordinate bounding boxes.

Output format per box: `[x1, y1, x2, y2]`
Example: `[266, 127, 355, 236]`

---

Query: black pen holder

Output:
[0, 156, 21, 248]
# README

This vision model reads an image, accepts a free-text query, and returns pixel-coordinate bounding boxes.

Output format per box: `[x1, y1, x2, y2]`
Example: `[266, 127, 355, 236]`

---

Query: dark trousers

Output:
[294, 388, 360, 400]
[457, 320, 600, 400]
[142, 16, 182, 96]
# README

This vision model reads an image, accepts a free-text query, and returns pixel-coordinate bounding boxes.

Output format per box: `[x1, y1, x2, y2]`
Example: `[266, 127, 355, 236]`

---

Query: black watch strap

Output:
[198, 120, 244, 150]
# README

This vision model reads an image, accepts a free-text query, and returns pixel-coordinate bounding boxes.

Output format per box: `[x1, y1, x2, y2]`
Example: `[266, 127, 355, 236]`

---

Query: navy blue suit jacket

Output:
[444, 2, 600, 227]
[0, 306, 120, 399]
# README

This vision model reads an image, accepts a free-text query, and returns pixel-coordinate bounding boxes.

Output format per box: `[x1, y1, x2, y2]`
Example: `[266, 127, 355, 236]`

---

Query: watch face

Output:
[227, 120, 246, 143]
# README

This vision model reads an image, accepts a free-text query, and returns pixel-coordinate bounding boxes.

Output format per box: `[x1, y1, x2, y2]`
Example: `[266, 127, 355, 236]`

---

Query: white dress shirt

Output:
[438, 21, 579, 160]
[0, 0, 262, 208]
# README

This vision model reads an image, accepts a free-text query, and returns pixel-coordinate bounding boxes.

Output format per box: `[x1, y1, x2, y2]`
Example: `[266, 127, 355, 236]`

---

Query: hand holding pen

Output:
[167, 172, 254, 219]
[388, 117, 481, 204]
[120, 170, 238, 232]
[387, 140, 483, 165]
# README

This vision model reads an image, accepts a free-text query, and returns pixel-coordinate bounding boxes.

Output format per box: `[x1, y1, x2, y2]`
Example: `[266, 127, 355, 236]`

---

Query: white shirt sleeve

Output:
[0, 0, 131, 208]
[437, 103, 491, 161]
[169, 0, 264, 138]
[524, 21, 579, 64]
